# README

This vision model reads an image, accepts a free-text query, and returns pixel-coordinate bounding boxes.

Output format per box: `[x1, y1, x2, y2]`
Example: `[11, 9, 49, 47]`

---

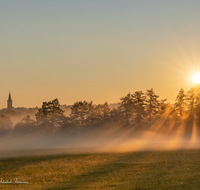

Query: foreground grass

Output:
[0, 149, 200, 189]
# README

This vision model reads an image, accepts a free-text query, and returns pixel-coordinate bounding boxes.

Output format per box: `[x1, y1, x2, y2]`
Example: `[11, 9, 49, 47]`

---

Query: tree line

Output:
[1, 85, 200, 138]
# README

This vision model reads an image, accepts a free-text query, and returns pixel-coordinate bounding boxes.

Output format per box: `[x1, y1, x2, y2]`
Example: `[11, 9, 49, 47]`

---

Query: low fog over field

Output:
[1, 87, 200, 155]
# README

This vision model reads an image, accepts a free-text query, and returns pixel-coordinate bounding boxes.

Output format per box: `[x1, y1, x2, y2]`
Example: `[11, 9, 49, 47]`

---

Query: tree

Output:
[0, 115, 13, 137]
[131, 91, 146, 124]
[110, 106, 123, 123]
[145, 88, 164, 120]
[119, 93, 134, 123]
[174, 88, 186, 117]
[194, 85, 200, 122]
[70, 101, 93, 126]
[186, 87, 196, 120]
[101, 102, 111, 118]
[22, 115, 34, 124]
[13, 115, 36, 136]
[35, 98, 64, 120]
[35, 98, 65, 131]
[87, 102, 111, 124]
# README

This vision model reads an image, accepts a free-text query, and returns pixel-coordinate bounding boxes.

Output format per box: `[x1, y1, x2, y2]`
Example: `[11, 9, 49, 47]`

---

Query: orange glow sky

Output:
[1, 1, 200, 108]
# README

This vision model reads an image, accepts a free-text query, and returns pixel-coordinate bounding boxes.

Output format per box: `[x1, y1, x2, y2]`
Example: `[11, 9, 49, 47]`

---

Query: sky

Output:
[1, 0, 200, 108]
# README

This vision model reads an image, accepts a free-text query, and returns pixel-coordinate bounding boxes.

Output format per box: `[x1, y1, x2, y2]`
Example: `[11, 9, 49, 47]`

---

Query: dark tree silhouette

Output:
[194, 85, 200, 122]
[0, 115, 13, 137]
[186, 87, 196, 120]
[13, 115, 36, 136]
[110, 107, 123, 123]
[145, 88, 164, 120]
[87, 102, 111, 124]
[36, 98, 64, 120]
[70, 101, 93, 126]
[131, 91, 146, 124]
[35, 98, 65, 133]
[174, 88, 186, 117]
[120, 93, 134, 123]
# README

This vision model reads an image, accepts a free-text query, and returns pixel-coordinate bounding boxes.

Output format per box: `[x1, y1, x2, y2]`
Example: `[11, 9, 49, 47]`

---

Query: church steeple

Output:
[8, 92, 11, 101]
[7, 92, 13, 110]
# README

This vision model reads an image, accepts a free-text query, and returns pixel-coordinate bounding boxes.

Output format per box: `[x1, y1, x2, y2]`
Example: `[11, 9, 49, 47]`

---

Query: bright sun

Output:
[193, 73, 200, 84]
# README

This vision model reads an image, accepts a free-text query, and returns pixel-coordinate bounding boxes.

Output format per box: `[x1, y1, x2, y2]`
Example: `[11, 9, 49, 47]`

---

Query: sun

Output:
[193, 73, 200, 84]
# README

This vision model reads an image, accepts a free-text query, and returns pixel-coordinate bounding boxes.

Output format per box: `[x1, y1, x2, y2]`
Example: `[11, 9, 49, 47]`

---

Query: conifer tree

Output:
[70, 101, 93, 126]
[36, 98, 64, 120]
[186, 87, 196, 119]
[194, 85, 200, 121]
[131, 91, 146, 123]
[35, 98, 65, 130]
[101, 102, 111, 118]
[145, 88, 162, 120]
[174, 88, 186, 117]
[87, 102, 111, 124]
[120, 93, 134, 123]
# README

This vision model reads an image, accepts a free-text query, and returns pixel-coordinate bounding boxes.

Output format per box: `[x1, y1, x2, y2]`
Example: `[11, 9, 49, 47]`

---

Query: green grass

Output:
[1, 149, 200, 189]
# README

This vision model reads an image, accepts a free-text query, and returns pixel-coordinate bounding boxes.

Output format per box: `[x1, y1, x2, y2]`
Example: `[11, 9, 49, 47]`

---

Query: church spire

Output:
[7, 92, 13, 110]
[8, 92, 11, 101]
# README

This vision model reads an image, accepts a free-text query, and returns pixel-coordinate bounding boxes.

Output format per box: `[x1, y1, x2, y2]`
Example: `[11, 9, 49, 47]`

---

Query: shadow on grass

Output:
[43, 152, 152, 190]
[0, 152, 93, 175]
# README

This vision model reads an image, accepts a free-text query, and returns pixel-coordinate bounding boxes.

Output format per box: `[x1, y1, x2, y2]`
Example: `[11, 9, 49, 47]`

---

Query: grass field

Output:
[0, 149, 200, 190]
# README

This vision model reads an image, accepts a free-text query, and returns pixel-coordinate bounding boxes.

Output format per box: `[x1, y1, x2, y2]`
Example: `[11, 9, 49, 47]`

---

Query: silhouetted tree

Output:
[145, 88, 164, 120]
[101, 102, 111, 118]
[131, 91, 146, 124]
[36, 98, 64, 120]
[192, 84, 200, 122]
[186, 87, 196, 120]
[174, 88, 186, 117]
[0, 115, 12, 137]
[35, 99, 65, 133]
[110, 107, 123, 123]
[70, 101, 93, 126]
[13, 115, 36, 136]
[120, 93, 134, 123]
[87, 102, 111, 124]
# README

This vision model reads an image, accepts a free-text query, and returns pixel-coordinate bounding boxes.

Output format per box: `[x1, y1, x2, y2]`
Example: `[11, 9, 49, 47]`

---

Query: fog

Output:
[1, 118, 200, 159]
[1, 87, 200, 158]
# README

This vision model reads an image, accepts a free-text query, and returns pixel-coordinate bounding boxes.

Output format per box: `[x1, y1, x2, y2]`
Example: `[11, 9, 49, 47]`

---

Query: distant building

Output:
[0, 93, 38, 115]
[7, 92, 13, 110]
[7, 92, 16, 113]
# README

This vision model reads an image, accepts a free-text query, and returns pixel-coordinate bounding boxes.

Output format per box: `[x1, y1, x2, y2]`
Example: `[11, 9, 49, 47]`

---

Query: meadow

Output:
[0, 149, 200, 190]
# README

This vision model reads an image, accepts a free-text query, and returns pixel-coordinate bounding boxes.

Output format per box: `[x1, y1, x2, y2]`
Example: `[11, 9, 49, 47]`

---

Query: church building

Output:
[7, 92, 13, 111]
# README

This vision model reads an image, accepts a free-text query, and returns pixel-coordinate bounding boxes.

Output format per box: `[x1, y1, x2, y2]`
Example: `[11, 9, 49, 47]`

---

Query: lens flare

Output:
[193, 73, 200, 84]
